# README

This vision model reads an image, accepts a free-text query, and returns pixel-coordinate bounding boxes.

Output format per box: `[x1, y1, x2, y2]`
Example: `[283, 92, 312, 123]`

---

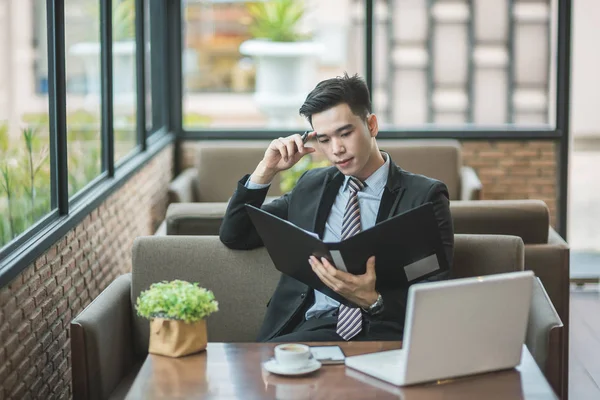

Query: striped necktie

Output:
[336, 177, 365, 340]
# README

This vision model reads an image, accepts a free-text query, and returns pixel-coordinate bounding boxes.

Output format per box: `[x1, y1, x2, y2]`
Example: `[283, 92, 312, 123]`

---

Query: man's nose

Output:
[332, 138, 344, 154]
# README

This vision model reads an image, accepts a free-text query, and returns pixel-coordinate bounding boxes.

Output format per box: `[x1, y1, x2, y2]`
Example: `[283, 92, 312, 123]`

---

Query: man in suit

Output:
[220, 73, 454, 342]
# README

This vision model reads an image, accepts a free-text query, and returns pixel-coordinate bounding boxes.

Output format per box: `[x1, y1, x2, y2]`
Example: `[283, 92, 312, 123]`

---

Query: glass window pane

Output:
[65, 0, 102, 197]
[0, 0, 51, 248]
[113, 0, 137, 162]
[182, 0, 365, 130]
[375, 0, 555, 128]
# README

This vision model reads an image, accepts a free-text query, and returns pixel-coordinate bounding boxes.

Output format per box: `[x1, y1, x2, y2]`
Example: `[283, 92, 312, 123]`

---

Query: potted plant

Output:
[136, 280, 219, 357]
[240, 0, 323, 127]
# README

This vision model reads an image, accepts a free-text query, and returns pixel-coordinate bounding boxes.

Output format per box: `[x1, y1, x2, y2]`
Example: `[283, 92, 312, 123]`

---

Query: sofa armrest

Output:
[71, 273, 136, 400]
[547, 226, 567, 246]
[460, 166, 483, 200]
[168, 168, 198, 203]
[165, 202, 229, 235]
[154, 220, 167, 236]
[526, 277, 564, 396]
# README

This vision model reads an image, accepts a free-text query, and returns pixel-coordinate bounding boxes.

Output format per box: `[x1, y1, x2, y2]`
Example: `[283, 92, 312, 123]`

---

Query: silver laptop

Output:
[345, 271, 534, 386]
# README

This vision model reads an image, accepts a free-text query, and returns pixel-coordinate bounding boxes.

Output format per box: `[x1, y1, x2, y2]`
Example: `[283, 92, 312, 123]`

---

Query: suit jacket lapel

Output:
[313, 169, 344, 238]
[376, 157, 406, 223]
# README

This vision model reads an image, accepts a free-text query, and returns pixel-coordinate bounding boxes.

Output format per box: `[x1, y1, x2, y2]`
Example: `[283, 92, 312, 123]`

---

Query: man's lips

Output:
[335, 157, 353, 165]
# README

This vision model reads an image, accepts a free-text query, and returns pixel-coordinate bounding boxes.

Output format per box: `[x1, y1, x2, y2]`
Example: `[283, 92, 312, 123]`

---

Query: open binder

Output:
[245, 202, 449, 306]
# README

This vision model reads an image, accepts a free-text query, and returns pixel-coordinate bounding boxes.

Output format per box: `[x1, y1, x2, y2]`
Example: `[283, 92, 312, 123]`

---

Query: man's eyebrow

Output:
[316, 124, 354, 138]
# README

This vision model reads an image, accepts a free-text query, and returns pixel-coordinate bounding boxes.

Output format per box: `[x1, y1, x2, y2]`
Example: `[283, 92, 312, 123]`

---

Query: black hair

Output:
[299, 73, 371, 126]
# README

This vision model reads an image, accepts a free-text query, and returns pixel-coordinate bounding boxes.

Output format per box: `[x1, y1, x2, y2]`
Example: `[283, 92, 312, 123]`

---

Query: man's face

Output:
[311, 103, 380, 180]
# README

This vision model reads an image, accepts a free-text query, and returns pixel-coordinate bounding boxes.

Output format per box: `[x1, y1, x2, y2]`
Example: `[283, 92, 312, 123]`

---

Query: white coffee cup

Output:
[274, 343, 311, 368]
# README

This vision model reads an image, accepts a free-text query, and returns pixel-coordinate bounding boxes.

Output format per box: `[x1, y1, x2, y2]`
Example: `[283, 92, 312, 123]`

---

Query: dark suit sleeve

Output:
[219, 174, 291, 250]
[375, 182, 454, 323]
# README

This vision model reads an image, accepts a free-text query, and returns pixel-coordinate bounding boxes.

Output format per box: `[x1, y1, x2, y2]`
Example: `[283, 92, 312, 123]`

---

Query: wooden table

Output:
[125, 341, 557, 399]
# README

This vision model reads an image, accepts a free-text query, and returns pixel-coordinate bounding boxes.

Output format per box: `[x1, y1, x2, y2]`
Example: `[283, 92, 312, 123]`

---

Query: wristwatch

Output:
[362, 292, 384, 316]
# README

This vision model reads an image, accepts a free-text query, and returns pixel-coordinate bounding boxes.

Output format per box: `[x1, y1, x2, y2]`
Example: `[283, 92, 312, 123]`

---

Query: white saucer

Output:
[263, 359, 322, 376]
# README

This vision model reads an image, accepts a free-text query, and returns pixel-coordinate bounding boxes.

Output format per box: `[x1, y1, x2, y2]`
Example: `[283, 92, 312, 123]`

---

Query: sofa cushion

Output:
[194, 141, 283, 202]
[451, 200, 550, 244]
[166, 202, 229, 236]
[378, 139, 462, 200]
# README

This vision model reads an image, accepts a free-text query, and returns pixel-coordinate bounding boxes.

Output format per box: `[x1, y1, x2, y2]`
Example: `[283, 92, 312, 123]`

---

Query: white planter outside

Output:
[240, 39, 324, 128]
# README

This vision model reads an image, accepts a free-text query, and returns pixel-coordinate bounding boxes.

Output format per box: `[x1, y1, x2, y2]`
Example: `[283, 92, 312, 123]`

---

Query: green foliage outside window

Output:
[0, 111, 212, 248]
[280, 155, 330, 193]
[0, 122, 51, 246]
[113, 0, 135, 41]
[0, 112, 104, 248]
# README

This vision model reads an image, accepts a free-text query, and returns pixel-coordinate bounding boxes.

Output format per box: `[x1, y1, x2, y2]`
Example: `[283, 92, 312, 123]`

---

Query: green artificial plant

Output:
[136, 280, 219, 324]
[246, 0, 309, 42]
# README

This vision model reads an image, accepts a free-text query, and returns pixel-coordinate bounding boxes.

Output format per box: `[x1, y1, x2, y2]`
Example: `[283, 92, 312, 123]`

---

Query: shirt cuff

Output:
[245, 176, 271, 190]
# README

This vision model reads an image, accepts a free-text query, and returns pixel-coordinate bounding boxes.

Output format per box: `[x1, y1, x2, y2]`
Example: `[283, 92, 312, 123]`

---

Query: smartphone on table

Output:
[309, 345, 346, 365]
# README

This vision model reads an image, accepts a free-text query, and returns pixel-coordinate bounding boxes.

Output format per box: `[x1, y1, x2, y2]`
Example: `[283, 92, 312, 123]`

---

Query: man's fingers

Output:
[291, 134, 305, 153]
[285, 138, 296, 160]
[274, 138, 289, 161]
[365, 256, 376, 277]
[320, 257, 357, 287]
[320, 257, 341, 278]
[310, 257, 339, 291]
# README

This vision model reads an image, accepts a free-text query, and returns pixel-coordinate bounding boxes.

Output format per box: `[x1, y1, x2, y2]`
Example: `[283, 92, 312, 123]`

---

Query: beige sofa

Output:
[377, 139, 482, 201]
[451, 199, 570, 400]
[165, 139, 482, 235]
[169, 140, 283, 204]
[169, 139, 481, 203]
[71, 234, 563, 399]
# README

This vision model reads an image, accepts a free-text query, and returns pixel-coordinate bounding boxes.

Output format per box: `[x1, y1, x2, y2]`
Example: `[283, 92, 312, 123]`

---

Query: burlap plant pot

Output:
[149, 318, 208, 357]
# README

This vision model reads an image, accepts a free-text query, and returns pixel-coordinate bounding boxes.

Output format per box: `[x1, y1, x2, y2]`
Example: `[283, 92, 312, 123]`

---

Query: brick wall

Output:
[0, 144, 173, 399]
[180, 139, 558, 225]
[460, 140, 557, 226]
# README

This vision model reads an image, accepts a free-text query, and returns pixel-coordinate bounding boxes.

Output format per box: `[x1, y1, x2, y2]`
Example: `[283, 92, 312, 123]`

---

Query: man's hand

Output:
[309, 255, 378, 309]
[250, 132, 317, 184]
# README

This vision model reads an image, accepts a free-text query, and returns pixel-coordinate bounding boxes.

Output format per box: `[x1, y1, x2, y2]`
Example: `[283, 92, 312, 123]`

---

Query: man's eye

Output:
[318, 138, 329, 143]
[341, 132, 351, 137]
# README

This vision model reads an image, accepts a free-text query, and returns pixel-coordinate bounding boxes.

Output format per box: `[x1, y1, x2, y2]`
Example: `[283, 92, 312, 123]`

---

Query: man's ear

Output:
[367, 114, 379, 138]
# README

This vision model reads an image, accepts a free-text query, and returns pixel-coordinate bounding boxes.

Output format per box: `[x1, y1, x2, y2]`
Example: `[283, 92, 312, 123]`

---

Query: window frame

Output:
[0, 0, 174, 288]
[177, 0, 572, 238]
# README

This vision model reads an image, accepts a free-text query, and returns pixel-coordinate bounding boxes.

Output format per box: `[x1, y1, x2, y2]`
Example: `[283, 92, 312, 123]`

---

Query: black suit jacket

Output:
[220, 155, 454, 341]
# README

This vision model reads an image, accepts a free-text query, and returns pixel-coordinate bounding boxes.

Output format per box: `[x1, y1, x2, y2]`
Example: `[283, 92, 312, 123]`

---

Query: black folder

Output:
[245, 202, 449, 306]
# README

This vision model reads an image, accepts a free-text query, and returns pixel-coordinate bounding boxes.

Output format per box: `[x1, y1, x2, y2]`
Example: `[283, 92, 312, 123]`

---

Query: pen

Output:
[301, 130, 311, 144]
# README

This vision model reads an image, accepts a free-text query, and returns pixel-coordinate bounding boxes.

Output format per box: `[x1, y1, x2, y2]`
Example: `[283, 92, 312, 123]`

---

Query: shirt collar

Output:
[343, 152, 389, 194]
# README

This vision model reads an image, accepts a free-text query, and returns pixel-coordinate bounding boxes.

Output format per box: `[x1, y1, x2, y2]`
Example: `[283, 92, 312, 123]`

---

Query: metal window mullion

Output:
[426, 0, 434, 123]
[507, 0, 515, 123]
[365, 0, 374, 103]
[467, 0, 474, 123]
[135, 0, 146, 150]
[386, 0, 394, 123]
[168, 0, 183, 175]
[100, 0, 114, 176]
[149, 0, 164, 130]
[556, 0, 572, 240]
[46, 0, 68, 214]
[167, 0, 182, 135]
